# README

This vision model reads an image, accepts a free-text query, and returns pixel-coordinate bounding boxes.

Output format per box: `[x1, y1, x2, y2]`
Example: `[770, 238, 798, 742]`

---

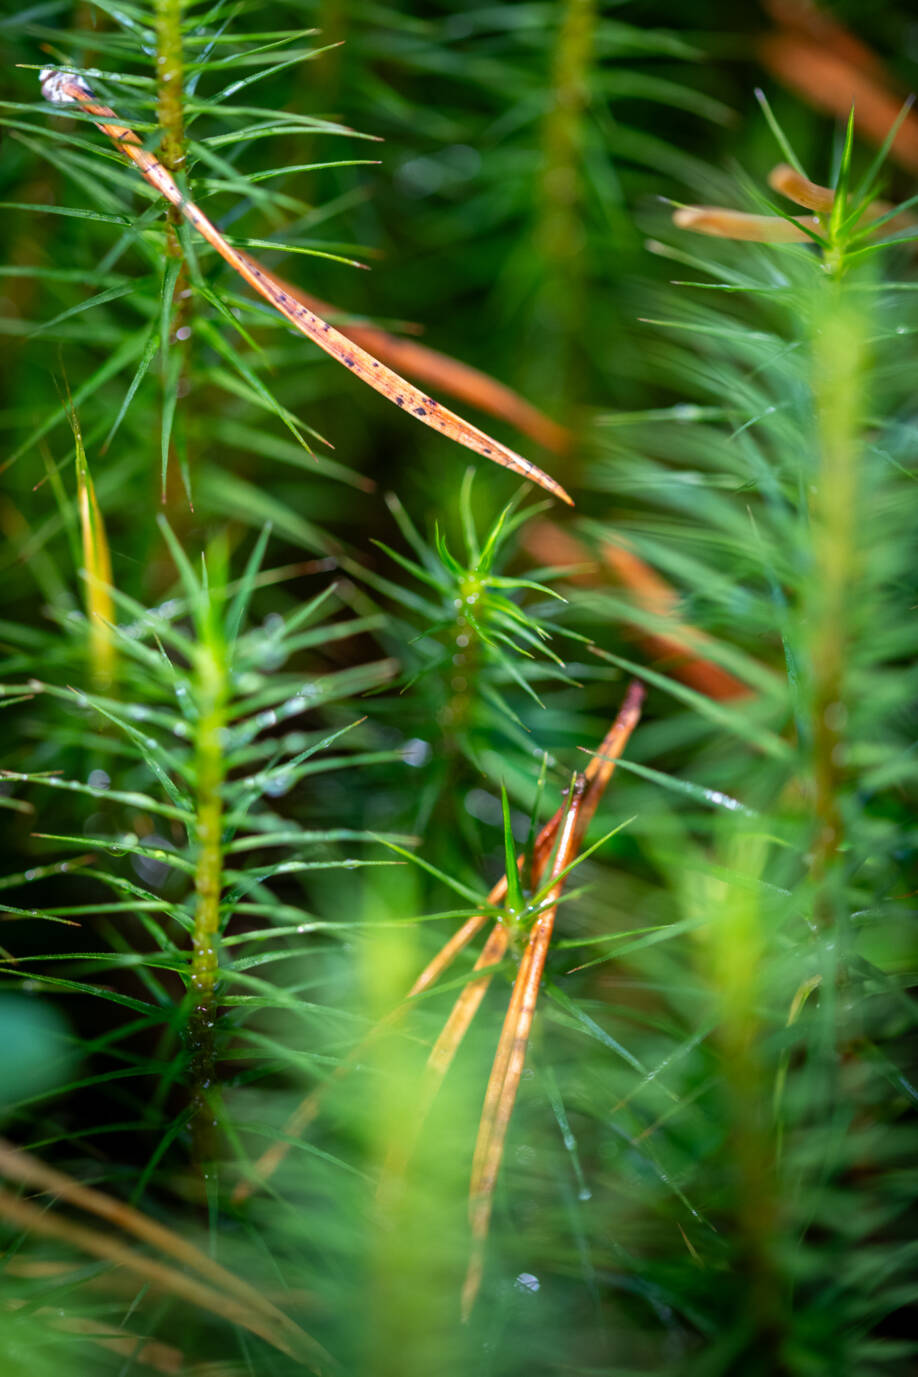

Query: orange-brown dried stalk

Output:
[369, 683, 645, 1314]
[39, 70, 572, 505]
[234, 690, 644, 1208]
[673, 147, 917, 297]
[524, 520, 753, 701]
[262, 273, 572, 457]
[0, 1137, 326, 1370]
[760, 0, 918, 173]
[461, 775, 587, 1318]
[671, 161, 905, 244]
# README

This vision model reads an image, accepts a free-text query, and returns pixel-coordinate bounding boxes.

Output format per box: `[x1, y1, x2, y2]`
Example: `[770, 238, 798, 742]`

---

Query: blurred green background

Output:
[0, 3, 916, 1375]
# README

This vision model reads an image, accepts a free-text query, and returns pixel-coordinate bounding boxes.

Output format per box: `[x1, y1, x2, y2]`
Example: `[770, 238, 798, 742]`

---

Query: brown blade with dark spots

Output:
[40, 71, 572, 504]
[252, 270, 572, 456]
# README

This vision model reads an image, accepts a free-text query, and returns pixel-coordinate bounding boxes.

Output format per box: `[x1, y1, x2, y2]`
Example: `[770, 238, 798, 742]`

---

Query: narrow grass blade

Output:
[70, 406, 115, 689]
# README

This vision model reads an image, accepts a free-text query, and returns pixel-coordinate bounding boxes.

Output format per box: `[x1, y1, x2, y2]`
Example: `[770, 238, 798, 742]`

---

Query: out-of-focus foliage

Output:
[0, 2, 915, 1375]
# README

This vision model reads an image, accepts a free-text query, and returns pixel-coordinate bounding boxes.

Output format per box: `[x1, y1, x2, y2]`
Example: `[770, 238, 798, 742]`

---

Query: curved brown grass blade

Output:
[0, 1185, 328, 1370]
[0, 1137, 320, 1364]
[3, 1302, 184, 1375]
[253, 271, 571, 456]
[380, 680, 646, 1189]
[39, 70, 572, 505]
[237, 691, 644, 1204]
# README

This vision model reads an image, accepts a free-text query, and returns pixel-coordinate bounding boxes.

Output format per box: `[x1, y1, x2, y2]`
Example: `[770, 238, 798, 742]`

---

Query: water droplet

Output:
[258, 643, 286, 672]
[514, 1272, 540, 1293]
[702, 787, 744, 813]
[263, 772, 293, 798]
[402, 737, 430, 768]
[87, 769, 110, 792]
[132, 835, 175, 888]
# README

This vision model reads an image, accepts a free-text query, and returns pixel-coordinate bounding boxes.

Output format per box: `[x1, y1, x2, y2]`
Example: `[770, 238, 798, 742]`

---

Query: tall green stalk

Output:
[154, 0, 187, 255]
[186, 567, 229, 1161]
[806, 289, 866, 915]
[707, 831, 786, 1371]
[535, 0, 596, 410]
[154, 0, 192, 503]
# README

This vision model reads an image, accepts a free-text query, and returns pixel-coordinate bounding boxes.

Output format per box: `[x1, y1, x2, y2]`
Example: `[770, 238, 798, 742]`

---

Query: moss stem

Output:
[154, 0, 193, 503]
[154, 0, 187, 257]
[188, 638, 228, 1159]
[807, 288, 866, 914]
[535, 0, 596, 409]
[438, 572, 484, 745]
